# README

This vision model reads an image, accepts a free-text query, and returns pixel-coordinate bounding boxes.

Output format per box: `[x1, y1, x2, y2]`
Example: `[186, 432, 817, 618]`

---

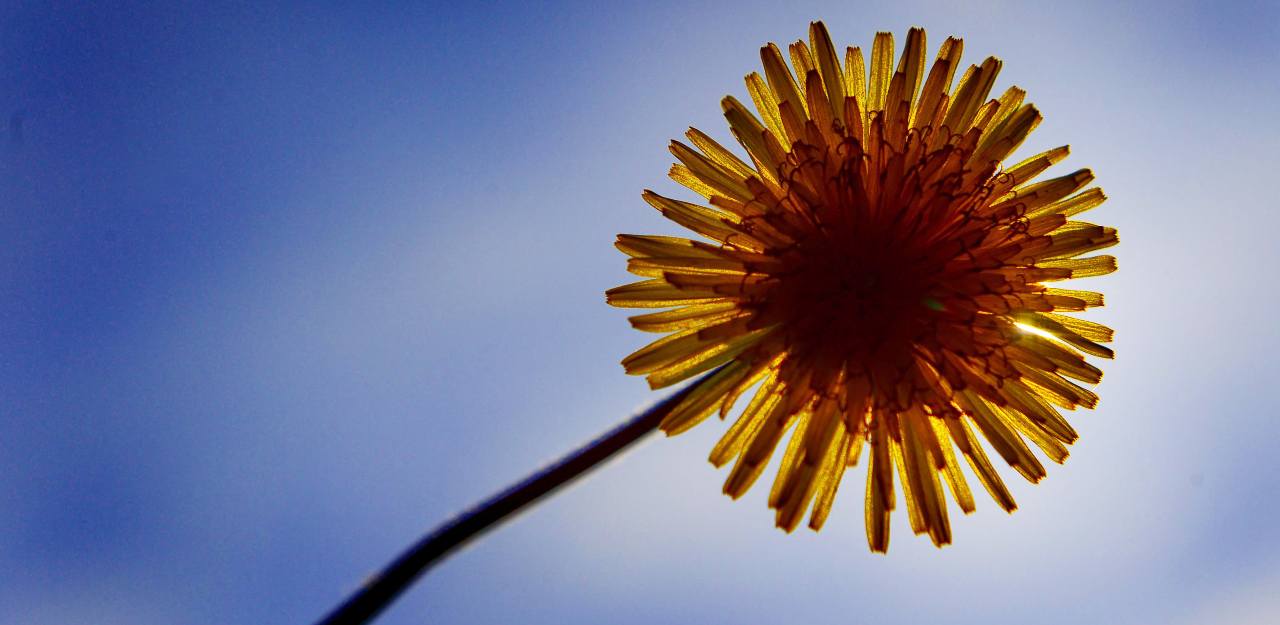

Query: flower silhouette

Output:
[608, 22, 1116, 551]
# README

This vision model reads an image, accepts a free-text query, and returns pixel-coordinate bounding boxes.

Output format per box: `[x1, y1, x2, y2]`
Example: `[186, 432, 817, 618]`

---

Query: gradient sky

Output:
[3, 1, 1279, 623]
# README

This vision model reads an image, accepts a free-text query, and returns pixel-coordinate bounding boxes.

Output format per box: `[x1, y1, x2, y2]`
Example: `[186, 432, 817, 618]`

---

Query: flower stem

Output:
[313, 375, 708, 625]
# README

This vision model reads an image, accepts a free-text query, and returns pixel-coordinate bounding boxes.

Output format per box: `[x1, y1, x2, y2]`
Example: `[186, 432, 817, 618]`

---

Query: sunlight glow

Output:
[1014, 322, 1059, 341]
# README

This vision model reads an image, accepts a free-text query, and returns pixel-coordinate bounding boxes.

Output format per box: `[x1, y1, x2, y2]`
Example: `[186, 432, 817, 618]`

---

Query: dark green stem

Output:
[313, 375, 707, 625]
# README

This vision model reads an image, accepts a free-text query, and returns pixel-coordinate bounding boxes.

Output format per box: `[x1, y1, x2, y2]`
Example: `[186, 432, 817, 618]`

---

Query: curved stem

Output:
[313, 375, 708, 625]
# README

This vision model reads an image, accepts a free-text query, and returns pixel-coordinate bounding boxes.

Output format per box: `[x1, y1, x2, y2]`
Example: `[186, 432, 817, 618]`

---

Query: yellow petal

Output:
[606, 279, 724, 308]
[710, 372, 782, 467]
[942, 56, 1001, 133]
[913, 36, 962, 130]
[867, 31, 895, 114]
[865, 420, 895, 552]
[761, 43, 808, 122]
[808, 427, 854, 530]
[721, 95, 782, 181]
[628, 302, 742, 333]
[659, 360, 753, 435]
[808, 21, 847, 125]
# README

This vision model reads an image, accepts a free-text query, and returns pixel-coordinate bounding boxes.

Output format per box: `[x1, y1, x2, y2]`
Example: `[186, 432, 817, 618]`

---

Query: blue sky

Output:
[3, 1, 1279, 623]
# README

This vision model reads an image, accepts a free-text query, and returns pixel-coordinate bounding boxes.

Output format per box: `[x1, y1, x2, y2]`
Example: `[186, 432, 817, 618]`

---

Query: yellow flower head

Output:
[607, 23, 1117, 551]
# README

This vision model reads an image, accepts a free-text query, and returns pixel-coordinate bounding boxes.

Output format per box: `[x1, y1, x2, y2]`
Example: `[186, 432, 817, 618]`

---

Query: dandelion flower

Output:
[607, 22, 1117, 551]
